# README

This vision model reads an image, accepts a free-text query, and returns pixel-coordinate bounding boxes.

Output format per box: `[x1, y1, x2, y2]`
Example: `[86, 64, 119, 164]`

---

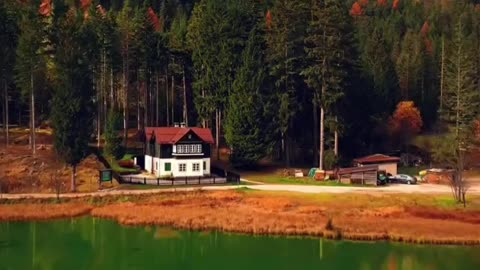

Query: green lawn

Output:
[244, 174, 367, 187]
[103, 154, 140, 174]
[398, 166, 428, 176]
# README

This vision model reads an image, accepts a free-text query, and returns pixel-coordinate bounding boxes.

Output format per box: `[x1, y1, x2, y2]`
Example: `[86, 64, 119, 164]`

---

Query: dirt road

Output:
[1, 181, 480, 200]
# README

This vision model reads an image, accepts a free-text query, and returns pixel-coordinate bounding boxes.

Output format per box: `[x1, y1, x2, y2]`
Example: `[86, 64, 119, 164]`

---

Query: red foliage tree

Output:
[424, 38, 433, 55]
[147, 7, 160, 32]
[80, 0, 92, 11]
[266, 10, 272, 30]
[377, 0, 387, 6]
[421, 21, 430, 37]
[39, 0, 53, 17]
[359, 0, 369, 6]
[393, 0, 400, 10]
[350, 2, 364, 17]
[389, 101, 423, 142]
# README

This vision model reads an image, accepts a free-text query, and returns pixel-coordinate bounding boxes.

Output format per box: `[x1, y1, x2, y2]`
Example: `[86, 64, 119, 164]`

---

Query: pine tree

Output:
[0, 2, 18, 146]
[225, 27, 274, 168]
[266, 0, 308, 167]
[51, 10, 95, 192]
[302, 0, 350, 169]
[15, 6, 43, 155]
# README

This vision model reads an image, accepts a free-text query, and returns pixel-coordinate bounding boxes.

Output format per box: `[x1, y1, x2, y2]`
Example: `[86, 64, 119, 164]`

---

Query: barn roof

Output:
[145, 127, 214, 145]
[337, 165, 379, 175]
[353, 154, 400, 164]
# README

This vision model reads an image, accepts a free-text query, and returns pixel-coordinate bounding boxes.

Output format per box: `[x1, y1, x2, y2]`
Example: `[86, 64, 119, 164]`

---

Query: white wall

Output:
[145, 155, 153, 173]
[144, 155, 211, 178]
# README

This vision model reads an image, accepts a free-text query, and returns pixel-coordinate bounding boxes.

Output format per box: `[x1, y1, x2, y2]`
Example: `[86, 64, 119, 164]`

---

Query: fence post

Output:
[185, 176, 187, 185]
[157, 178, 160, 186]
[144, 177, 146, 185]
[130, 177, 132, 183]
[172, 178, 174, 186]
[213, 176, 216, 184]
[198, 176, 200, 185]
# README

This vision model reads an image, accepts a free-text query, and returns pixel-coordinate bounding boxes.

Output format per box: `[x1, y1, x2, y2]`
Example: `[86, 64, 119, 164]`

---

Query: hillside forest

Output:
[1, 0, 480, 173]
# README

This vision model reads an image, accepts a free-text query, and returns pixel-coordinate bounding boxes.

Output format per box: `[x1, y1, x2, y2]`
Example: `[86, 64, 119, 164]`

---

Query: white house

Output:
[144, 126, 214, 178]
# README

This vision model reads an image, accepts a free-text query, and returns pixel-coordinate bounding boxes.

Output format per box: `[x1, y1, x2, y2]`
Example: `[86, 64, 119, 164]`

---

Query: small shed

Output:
[337, 165, 379, 186]
[353, 154, 400, 176]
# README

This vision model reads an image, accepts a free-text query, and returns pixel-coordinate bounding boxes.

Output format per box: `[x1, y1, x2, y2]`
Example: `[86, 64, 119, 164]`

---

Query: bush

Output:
[324, 150, 339, 170]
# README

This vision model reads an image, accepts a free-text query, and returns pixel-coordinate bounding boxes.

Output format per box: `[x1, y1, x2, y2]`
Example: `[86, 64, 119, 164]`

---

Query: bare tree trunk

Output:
[183, 65, 188, 126]
[440, 35, 445, 113]
[156, 72, 159, 126]
[137, 79, 141, 131]
[312, 99, 318, 166]
[30, 72, 36, 156]
[165, 72, 169, 126]
[3, 79, 8, 146]
[171, 75, 175, 125]
[96, 71, 101, 148]
[334, 116, 339, 157]
[319, 105, 324, 170]
[215, 109, 220, 160]
[71, 164, 77, 192]
[202, 88, 206, 128]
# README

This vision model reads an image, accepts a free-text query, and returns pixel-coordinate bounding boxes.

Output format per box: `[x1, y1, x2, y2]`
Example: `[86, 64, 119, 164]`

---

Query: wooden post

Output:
[198, 176, 200, 185]
[213, 176, 216, 184]
[157, 178, 159, 186]
[144, 177, 146, 185]
[185, 176, 187, 185]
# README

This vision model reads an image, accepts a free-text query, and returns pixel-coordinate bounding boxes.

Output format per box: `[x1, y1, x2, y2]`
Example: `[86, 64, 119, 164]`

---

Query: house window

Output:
[203, 161, 207, 170]
[175, 144, 202, 154]
[165, 163, 171, 172]
[193, 163, 200, 172]
[179, 163, 186, 172]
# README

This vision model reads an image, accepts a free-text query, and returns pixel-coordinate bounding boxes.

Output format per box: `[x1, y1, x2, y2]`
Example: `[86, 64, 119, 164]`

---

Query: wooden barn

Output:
[337, 165, 379, 186]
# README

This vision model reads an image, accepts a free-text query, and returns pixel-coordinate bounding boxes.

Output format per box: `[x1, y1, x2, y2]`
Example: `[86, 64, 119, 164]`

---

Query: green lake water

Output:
[0, 217, 479, 270]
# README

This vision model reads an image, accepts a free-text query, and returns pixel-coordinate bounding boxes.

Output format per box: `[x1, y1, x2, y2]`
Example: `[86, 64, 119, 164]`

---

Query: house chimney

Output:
[180, 122, 186, 128]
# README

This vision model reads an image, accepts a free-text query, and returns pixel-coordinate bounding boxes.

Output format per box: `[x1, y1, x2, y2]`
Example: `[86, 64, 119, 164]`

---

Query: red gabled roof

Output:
[353, 154, 400, 164]
[145, 127, 214, 145]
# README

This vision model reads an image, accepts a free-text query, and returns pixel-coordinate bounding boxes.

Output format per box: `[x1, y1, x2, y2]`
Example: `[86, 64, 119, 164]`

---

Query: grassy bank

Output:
[1, 190, 480, 245]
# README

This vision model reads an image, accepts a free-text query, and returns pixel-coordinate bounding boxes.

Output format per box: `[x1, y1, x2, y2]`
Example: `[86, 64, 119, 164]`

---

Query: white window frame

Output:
[179, 163, 186, 172]
[173, 144, 203, 155]
[192, 163, 200, 172]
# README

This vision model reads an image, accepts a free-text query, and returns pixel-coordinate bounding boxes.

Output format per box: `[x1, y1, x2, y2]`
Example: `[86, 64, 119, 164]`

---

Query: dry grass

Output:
[2, 190, 480, 245]
[0, 145, 116, 193]
[0, 203, 92, 222]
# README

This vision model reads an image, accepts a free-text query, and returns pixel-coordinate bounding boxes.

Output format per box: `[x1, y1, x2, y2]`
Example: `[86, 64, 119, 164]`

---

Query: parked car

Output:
[389, 174, 417, 185]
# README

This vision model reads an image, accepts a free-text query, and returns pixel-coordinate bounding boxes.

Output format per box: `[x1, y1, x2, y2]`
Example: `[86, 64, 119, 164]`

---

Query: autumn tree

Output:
[389, 101, 423, 149]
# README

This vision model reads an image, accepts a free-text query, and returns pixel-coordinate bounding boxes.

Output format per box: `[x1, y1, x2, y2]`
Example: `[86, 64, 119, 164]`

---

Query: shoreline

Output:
[1, 190, 480, 246]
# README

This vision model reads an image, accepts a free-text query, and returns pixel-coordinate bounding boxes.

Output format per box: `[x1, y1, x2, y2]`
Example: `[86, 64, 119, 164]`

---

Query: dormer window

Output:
[174, 144, 202, 154]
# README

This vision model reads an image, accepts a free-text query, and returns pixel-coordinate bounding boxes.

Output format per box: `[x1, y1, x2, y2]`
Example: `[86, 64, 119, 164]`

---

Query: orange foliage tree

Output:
[393, 0, 400, 10]
[147, 7, 160, 32]
[350, 2, 364, 17]
[377, 0, 387, 6]
[389, 101, 423, 148]
[266, 10, 272, 30]
[39, 0, 53, 17]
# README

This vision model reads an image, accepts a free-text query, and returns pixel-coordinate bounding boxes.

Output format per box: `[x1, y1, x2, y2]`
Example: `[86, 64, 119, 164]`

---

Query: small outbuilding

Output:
[353, 154, 400, 176]
[337, 165, 379, 186]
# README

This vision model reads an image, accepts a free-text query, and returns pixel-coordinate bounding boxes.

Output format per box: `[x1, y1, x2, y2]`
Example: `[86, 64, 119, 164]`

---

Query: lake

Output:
[0, 217, 479, 270]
